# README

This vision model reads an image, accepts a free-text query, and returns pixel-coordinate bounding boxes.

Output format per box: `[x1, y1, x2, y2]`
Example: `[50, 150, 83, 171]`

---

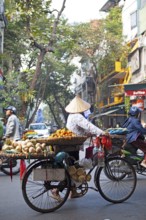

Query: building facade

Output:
[72, 0, 146, 128]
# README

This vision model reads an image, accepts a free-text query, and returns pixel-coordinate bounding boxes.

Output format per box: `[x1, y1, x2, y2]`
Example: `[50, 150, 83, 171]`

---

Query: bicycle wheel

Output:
[22, 160, 71, 213]
[1, 159, 20, 175]
[94, 157, 137, 203]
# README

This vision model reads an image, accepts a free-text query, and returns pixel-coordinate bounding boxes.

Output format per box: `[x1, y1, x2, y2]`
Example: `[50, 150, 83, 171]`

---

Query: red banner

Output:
[125, 90, 146, 96]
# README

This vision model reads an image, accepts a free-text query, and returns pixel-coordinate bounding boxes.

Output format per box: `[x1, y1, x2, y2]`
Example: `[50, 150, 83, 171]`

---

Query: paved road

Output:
[0, 171, 146, 220]
[0, 148, 146, 220]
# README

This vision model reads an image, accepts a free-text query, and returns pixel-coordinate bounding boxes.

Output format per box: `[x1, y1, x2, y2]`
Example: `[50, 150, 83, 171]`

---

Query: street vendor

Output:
[65, 95, 109, 199]
[65, 95, 108, 160]
[52, 96, 109, 201]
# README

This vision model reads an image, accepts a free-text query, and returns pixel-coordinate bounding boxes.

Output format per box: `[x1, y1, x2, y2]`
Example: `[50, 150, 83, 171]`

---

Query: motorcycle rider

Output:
[122, 106, 146, 168]
[3, 106, 22, 141]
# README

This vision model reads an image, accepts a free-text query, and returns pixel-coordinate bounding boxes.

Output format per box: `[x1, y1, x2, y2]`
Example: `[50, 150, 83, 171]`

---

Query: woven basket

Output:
[35, 136, 87, 146]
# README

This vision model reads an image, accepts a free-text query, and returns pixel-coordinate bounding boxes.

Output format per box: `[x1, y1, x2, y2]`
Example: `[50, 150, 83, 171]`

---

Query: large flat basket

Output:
[36, 136, 87, 146]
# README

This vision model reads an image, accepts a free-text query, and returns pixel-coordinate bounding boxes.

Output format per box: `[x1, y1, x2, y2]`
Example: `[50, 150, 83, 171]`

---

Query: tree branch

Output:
[47, 0, 66, 50]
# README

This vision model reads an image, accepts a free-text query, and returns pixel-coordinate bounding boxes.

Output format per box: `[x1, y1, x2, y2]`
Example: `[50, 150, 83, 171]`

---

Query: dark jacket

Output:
[122, 116, 146, 143]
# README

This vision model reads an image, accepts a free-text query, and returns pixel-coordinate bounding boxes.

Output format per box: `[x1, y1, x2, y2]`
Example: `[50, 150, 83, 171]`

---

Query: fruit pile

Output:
[49, 128, 76, 138]
[22, 130, 38, 140]
[67, 165, 91, 183]
[2, 139, 51, 155]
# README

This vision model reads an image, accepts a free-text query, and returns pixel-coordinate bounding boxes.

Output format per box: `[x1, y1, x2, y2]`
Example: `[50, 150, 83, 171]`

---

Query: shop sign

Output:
[125, 90, 146, 96]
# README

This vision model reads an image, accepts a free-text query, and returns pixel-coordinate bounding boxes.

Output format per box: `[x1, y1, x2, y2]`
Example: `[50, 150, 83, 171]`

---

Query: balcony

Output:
[100, 0, 121, 12]
[98, 62, 131, 109]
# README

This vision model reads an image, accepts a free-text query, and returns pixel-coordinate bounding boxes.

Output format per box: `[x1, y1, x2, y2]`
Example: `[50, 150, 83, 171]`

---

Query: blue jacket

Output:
[122, 116, 146, 143]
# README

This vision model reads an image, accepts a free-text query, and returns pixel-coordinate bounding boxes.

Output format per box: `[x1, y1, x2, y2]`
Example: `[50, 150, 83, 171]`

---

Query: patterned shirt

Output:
[66, 113, 103, 136]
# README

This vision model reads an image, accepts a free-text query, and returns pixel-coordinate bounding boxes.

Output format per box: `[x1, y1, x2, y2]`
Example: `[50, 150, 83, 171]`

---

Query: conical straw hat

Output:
[65, 96, 91, 113]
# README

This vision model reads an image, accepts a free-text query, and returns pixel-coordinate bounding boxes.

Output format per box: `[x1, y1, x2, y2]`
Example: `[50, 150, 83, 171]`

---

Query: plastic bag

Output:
[79, 158, 93, 169]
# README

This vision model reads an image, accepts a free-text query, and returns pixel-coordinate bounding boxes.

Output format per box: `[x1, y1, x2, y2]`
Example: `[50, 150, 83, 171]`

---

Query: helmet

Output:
[54, 152, 69, 163]
[128, 106, 142, 116]
[4, 106, 17, 114]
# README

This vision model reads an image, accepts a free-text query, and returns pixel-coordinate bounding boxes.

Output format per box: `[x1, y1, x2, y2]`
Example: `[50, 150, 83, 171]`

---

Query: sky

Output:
[51, 0, 107, 23]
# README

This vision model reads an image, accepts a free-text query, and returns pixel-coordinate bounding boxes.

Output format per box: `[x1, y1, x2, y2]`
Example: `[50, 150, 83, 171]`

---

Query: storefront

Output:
[124, 83, 146, 125]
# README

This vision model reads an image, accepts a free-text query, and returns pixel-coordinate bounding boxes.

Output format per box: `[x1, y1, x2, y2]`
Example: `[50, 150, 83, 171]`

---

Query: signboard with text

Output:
[125, 89, 146, 96]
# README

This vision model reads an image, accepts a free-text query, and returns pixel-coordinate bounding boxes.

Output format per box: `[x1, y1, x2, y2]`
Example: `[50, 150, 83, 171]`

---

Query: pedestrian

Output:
[3, 106, 22, 141]
[122, 106, 146, 168]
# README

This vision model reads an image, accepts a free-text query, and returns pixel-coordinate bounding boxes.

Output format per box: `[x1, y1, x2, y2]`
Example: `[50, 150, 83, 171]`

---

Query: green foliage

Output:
[1, 1, 129, 126]
[98, 6, 128, 76]
[124, 96, 130, 115]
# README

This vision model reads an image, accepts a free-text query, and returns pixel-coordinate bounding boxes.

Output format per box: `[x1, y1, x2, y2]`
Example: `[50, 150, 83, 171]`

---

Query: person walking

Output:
[3, 106, 22, 141]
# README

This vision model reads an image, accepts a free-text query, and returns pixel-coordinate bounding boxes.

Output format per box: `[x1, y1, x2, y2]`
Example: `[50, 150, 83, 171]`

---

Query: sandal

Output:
[69, 189, 82, 198]
[50, 189, 62, 202]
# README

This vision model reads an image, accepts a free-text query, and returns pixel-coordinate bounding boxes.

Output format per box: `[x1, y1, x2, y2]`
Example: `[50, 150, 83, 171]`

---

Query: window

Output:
[130, 11, 137, 29]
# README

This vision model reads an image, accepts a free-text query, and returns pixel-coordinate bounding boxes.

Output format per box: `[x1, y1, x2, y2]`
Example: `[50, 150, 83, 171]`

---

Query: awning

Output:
[124, 83, 146, 96]
[93, 108, 120, 118]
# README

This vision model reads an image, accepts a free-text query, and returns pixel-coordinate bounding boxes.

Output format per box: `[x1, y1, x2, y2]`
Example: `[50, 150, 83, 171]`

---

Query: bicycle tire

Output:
[1, 159, 20, 175]
[94, 157, 137, 203]
[22, 160, 71, 213]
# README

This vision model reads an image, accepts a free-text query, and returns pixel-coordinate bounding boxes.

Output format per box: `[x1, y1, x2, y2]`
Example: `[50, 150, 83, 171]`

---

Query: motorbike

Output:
[111, 136, 146, 176]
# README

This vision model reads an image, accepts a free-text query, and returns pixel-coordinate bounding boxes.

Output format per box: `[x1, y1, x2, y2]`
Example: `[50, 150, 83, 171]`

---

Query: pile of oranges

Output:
[49, 128, 76, 138]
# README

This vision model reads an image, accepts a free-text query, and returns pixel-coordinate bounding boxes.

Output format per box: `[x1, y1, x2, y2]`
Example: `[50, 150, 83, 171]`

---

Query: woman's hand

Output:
[102, 131, 110, 136]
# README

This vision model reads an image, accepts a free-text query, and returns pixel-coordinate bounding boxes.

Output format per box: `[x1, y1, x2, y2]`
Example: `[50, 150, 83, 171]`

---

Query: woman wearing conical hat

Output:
[65, 95, 108, 199]
[65, 95, 106, 137]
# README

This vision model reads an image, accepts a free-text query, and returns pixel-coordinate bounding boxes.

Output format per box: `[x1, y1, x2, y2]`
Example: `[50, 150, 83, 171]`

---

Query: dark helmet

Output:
[4, 106, 17, 114]
[54, 152, 69, 163]
[128, 106, 142, 116]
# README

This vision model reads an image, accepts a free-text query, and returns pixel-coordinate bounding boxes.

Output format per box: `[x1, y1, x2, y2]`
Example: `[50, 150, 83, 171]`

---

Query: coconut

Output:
[86, 174, 91, 182]
[12, 141, 18, 148]
[26, 142, 34, 148]
[71, 174, 79, 182]
[68, 166, 77, 175]
[16, 145, 22, 153]
[76, 168, 85, 176]
[36, 146, 42, 153]
[29, 147, 36, 153]
[35, 143, 41, 148]
[41, 143, 46, 150]
[78, 175, 86, 183]
[2, 144, 11, 151]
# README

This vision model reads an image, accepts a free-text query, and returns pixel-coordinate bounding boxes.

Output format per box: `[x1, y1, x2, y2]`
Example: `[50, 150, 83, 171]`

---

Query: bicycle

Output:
[21, 136, 137, 213]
